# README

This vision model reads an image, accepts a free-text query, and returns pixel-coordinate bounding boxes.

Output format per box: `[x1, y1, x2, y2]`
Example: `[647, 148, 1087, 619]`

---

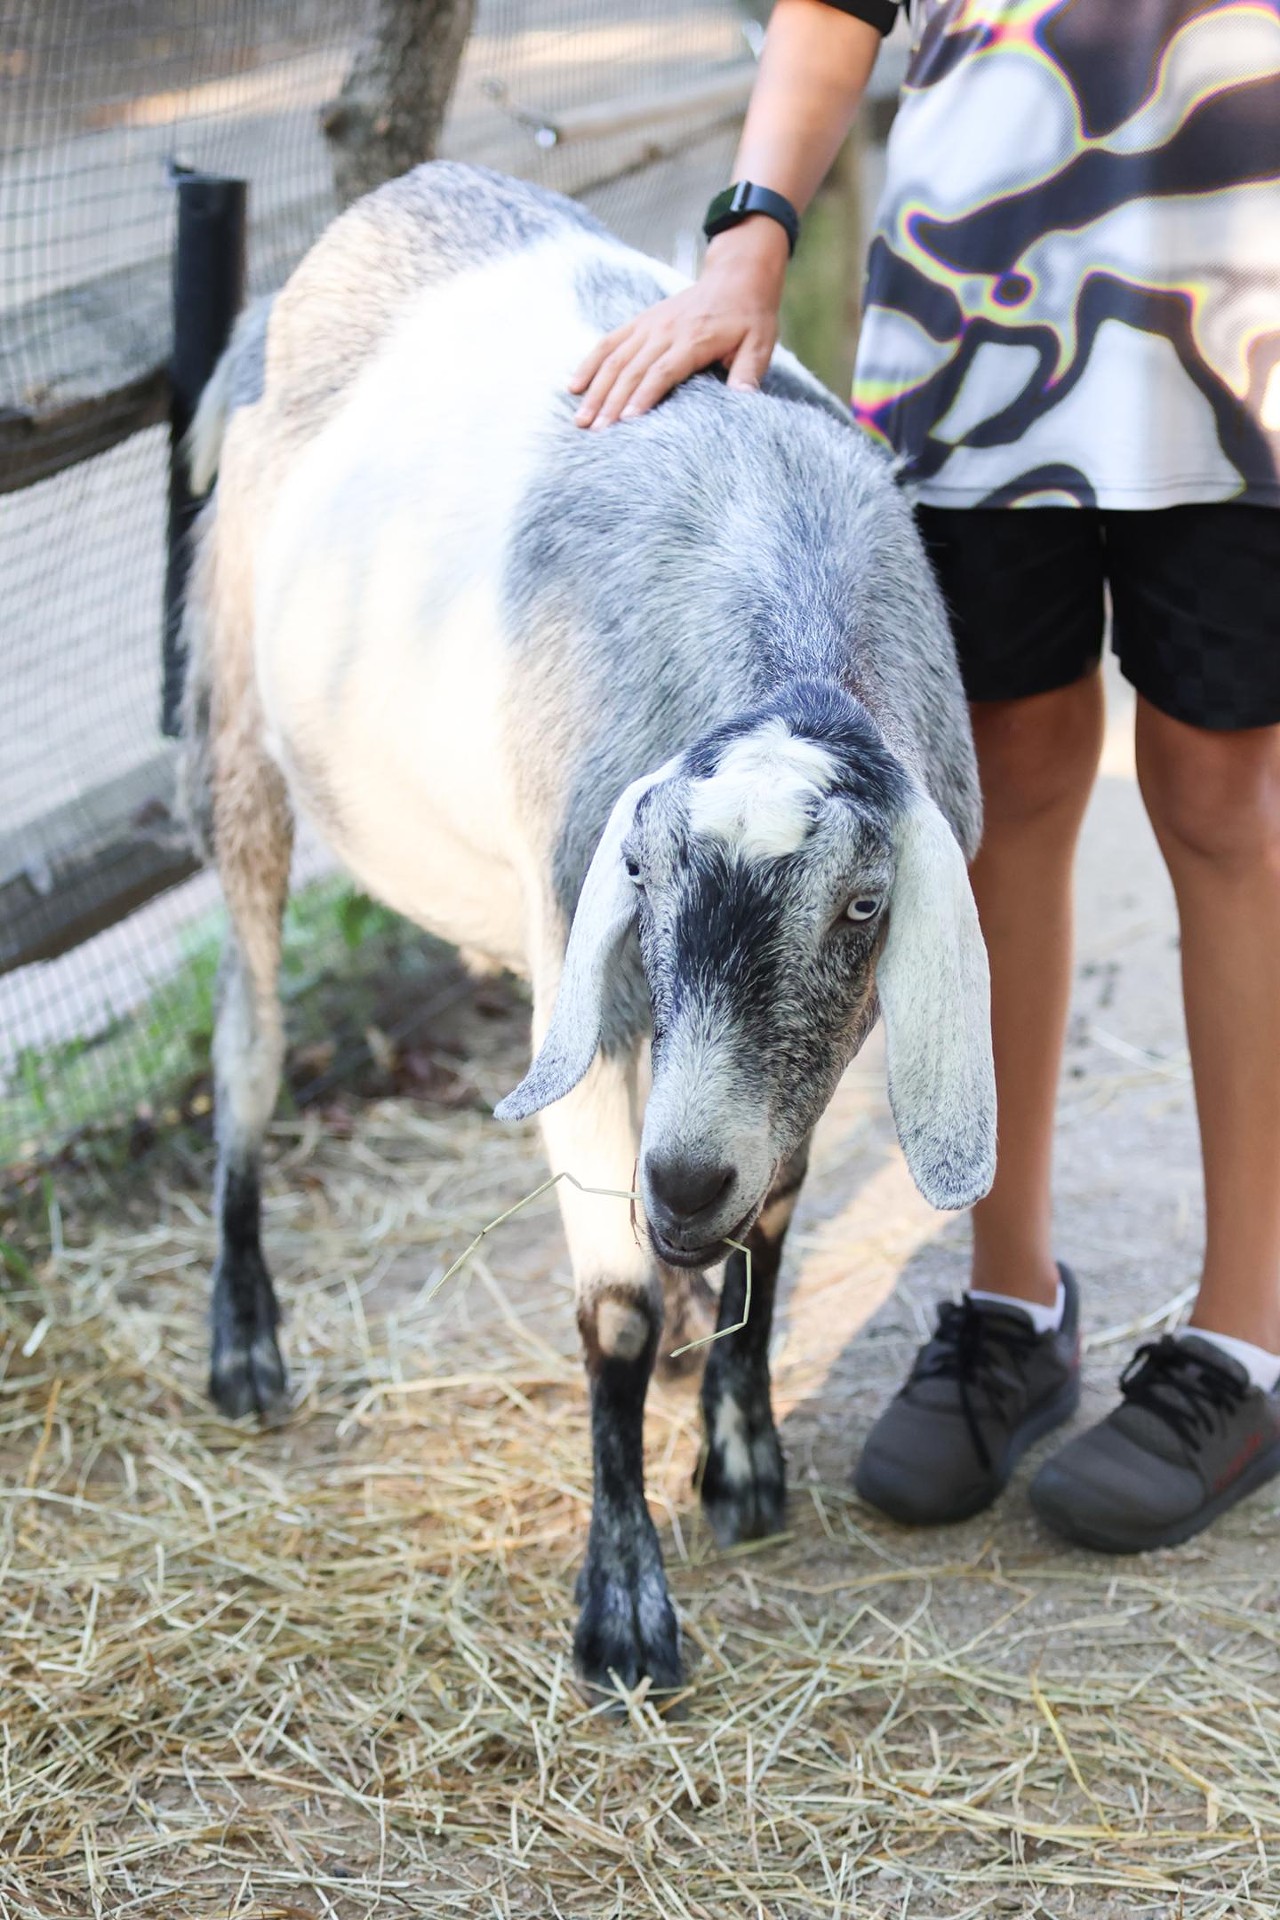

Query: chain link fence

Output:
[0, 0, 763, 1163]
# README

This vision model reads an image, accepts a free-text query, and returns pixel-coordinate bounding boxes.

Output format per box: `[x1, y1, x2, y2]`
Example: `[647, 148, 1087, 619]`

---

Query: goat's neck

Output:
[748, 614, 868, 718]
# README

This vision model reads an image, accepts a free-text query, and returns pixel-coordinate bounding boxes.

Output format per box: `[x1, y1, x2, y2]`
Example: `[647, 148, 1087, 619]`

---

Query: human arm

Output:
[569, 0, 887, 428]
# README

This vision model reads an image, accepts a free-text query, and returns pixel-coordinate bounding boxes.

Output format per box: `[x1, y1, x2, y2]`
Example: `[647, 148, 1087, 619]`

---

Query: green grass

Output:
[0, 878, 427, 1167]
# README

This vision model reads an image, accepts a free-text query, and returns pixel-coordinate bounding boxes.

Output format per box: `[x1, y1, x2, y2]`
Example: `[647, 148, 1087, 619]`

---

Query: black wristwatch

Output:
[703, 182, 800, 257]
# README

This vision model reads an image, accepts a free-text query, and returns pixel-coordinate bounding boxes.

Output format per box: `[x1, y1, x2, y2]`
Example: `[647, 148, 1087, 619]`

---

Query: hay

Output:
[3, 1099, 1280, 1918]
[428, 1169, 752, 1366]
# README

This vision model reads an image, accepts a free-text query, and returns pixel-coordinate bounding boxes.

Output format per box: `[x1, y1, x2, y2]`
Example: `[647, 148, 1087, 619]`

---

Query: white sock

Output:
[967, 1276, 1064, 1336]
[1183, 1328, 1280, 1393]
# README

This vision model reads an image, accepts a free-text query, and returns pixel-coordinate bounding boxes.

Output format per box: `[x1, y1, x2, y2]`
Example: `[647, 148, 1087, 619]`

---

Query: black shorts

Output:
[915, 503, 1280, 732]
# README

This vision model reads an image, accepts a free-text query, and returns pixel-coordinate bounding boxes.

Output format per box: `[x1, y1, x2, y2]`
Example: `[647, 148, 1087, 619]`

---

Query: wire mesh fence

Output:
[0, 0, 757, 1164]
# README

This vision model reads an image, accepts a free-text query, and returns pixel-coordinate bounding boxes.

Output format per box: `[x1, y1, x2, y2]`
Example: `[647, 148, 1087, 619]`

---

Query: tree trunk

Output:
[323, 0, 476, 208]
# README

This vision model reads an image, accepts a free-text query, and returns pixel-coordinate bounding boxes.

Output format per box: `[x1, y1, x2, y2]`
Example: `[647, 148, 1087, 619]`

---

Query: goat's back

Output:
[198, 164, 978, 965]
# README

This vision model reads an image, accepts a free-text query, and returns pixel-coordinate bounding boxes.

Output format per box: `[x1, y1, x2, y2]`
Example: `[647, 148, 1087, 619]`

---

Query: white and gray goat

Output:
[181, 162, 995, 1694]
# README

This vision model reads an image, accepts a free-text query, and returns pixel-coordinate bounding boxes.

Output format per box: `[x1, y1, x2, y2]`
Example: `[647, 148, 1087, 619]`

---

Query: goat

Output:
[181, 161, 995, 1695]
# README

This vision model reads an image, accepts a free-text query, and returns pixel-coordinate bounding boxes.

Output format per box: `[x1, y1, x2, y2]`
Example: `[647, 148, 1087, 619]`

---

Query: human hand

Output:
[568, 218, 790, 428]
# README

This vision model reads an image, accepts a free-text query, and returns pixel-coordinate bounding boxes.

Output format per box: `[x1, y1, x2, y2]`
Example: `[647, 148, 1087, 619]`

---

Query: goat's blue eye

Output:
[845, 895, 881, 922]
[624, 856, 642, 883]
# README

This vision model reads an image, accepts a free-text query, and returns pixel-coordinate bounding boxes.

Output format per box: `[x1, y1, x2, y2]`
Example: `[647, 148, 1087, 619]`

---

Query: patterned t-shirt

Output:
[834, 0, 1280, 507]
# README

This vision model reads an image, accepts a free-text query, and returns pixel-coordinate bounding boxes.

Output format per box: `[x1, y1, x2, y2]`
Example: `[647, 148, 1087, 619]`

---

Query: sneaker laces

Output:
[907, 1298, 1041, 1471]
[1119, 1335, 1248, 1450]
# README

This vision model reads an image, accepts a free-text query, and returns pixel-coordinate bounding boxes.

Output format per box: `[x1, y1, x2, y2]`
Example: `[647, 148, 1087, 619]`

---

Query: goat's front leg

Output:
[539, 1046, 681, 1696]
[698, 1138, 811, 1548]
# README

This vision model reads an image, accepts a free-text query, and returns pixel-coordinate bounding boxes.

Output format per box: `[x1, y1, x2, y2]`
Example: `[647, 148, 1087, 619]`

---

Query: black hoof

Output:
[699, 1401, 786, 1548]
[209, 1246, 287, 1421]
[573, 1557, 683, 1698]
[209, 1325, 289, 1419]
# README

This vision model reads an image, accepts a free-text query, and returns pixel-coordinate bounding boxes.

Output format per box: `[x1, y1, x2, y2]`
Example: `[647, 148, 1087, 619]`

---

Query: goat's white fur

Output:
[188, 354, 235, 499]
[495, 758, 681, 1122]
[535, 1044, 655, 1301]
[212, 954, 283, 1152]
[712, 1397, 754, 1489]
[877, 787, 997, 1209]
[687, 721, 836, 860]
[252, 244, 633, 969]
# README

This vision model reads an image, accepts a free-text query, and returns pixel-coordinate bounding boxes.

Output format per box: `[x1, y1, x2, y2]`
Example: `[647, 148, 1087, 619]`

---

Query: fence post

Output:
[161, 172, 247, 738]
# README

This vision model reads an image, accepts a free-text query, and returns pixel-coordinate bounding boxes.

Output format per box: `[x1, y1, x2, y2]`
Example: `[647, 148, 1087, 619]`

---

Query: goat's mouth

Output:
[647, 1207, 758, 1272]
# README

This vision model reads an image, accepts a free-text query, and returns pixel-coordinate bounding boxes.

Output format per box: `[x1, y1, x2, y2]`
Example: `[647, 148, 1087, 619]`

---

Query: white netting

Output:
[0, 0, 753, 1156]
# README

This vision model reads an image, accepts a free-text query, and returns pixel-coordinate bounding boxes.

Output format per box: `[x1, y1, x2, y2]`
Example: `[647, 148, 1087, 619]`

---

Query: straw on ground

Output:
[2, 1099, 1278, 1919]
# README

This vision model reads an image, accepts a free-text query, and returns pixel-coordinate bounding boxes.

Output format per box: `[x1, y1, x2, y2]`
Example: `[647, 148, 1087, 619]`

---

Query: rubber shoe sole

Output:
[1030, 1433, 1280, 1554]
[855, 1374, 1081, 1527]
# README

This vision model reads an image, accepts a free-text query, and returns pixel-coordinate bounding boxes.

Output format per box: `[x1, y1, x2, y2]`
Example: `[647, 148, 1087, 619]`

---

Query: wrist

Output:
[705, 216, 791, 275]
[703, 182, 800, 257]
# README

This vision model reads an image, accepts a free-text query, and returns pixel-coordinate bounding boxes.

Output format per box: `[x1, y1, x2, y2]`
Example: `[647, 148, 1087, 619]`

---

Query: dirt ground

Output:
[3, 666, 1279, 1918]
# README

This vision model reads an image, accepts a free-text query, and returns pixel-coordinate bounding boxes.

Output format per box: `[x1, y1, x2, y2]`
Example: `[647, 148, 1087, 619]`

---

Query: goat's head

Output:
[497, 685, 995, 1268]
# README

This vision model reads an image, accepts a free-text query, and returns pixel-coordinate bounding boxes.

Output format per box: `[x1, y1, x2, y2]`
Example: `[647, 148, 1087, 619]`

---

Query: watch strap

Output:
[703, 182, 800, 256]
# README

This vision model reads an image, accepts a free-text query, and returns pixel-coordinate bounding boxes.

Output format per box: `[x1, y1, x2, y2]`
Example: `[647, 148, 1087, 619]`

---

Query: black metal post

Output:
[162, 172, 247, 737]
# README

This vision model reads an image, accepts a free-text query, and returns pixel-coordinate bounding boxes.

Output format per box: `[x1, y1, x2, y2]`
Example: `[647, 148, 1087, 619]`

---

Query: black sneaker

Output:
[1030, 1334, 1280, 1553]
[854, 1266, 1081, 1525]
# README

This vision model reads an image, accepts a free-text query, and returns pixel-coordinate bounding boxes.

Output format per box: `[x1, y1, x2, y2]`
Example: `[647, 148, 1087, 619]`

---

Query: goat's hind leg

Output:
[208, 748, 294, 1419]
[698, 1138, 811, 1547]
[539, 1046, 682, 1696]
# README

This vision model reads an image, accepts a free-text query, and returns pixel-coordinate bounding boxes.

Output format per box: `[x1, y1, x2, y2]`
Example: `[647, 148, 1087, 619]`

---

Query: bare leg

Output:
[698, 1139, 810, 1546]
[967, 675, 1106, 1304]
[538, 1041, 681, 1693]
[1136, 701, 1280, 1350]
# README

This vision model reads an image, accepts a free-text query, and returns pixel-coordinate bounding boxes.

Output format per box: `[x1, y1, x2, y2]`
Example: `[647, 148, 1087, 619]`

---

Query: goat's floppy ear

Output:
[877, 785, 996, 1209]
[495, 762, 677, 1121]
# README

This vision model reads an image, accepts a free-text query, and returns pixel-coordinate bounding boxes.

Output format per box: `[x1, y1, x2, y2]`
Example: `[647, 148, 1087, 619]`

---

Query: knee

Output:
[1138, 720, 1280, 869]
[579, 1282, 660, 1376]
[971, 676, 1104, 830]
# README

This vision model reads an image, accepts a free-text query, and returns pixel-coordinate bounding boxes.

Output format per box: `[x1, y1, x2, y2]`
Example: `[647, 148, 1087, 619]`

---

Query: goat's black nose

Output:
[645, 1155, 735, 1224]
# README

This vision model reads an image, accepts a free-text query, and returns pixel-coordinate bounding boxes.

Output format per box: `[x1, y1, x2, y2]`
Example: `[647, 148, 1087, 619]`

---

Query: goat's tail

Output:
[186, 368, 232, 497]
[185, 294, 273, 495]
[175, 499, 220, 858]
[177, 297, 274, 856]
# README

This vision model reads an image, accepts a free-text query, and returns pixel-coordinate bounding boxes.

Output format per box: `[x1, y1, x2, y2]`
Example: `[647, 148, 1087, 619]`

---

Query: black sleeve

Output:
[812, 0, 903, 34]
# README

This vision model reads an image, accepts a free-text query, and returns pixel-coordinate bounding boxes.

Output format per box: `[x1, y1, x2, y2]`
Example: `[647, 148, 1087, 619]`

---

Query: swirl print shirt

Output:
[839, 0, 1280, 506]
